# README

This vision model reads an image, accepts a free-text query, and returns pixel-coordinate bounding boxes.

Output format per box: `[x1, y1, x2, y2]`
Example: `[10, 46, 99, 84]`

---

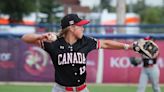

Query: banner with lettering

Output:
[102, 41, 164, 83]
[0, 39, 164, 83]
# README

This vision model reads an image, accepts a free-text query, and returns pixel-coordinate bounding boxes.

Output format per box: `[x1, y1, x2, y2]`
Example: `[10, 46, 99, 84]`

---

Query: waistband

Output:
[65, 83, 87, 91]
[144, 64, 154, 68]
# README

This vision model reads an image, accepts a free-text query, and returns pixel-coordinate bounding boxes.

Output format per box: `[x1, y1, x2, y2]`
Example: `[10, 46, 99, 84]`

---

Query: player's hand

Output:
[39, 32, 57, 42]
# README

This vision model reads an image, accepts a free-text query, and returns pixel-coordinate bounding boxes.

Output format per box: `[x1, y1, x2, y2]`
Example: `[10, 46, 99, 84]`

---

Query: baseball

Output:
[50, 33, 57, 41]
[134, 46, 140, 52]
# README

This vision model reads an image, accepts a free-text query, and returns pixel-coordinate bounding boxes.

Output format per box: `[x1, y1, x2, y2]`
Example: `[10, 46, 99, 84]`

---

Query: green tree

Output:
[100, 0, 114, 12]
[160, 4, 164, 23]
[39, 0, 61, 24]
[133, 0, 146, 13]
[0, 0, 36, 23]
[38, 0, 62, 32]
[132, 0, 163, 24]
[140, 7, 161, 24]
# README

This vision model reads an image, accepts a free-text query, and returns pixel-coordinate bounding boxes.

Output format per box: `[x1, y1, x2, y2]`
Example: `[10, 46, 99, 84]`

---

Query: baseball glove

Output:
[129, 57, 142, 66]
[133, 39, 159, 59]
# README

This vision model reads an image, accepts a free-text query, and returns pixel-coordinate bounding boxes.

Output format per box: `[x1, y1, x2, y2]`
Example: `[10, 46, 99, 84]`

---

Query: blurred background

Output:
[0, 0, 164, 92]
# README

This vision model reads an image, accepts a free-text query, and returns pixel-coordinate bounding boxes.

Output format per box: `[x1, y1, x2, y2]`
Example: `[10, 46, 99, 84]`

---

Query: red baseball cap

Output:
[61, 14, 90, 29]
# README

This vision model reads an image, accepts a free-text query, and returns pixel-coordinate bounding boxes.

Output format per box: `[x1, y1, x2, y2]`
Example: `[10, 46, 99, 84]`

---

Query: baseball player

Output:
[130, 36, 161, 92]
[22, 14, 142, 92]
[136, 36, 161, 92]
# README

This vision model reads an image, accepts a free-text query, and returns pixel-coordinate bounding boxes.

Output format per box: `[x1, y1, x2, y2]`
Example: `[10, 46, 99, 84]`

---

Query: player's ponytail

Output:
[57, 27, 69, 38]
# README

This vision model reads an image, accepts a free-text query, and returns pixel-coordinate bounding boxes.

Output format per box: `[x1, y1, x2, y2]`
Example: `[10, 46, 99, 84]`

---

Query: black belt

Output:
[144, 64, 154, 68]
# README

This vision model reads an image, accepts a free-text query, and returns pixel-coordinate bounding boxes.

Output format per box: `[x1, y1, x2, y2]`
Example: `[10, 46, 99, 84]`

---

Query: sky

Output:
[144, 0, 163, 6]
[113, 0, 164, 6]
[79, 0, 101, 8]
[80, 0, 164, 9]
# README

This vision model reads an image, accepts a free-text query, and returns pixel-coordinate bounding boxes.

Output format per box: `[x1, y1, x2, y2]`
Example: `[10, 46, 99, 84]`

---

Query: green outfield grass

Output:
[0, 83, 163, 92]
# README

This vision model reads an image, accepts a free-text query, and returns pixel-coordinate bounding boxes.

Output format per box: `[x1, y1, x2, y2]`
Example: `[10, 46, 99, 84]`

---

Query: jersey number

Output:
[80, 66, 86, 75]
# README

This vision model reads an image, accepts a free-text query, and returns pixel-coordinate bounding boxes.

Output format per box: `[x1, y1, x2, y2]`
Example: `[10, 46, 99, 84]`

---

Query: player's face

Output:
[72, 25, 84, 39]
